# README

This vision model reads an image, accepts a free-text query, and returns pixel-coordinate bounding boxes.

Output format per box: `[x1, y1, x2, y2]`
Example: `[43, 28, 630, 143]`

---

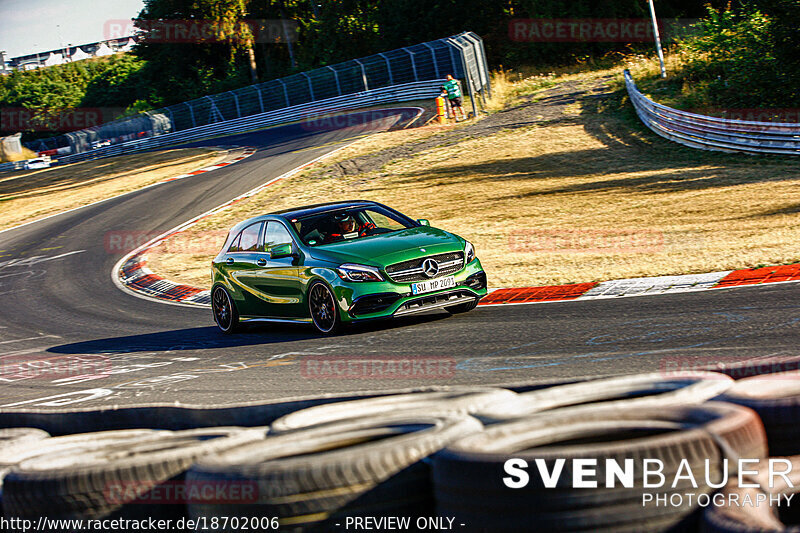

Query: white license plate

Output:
[411, 276, 456, 295]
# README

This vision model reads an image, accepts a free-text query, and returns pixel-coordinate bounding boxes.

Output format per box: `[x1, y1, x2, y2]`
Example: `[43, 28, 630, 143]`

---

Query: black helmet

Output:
[333, 213, 356, 231]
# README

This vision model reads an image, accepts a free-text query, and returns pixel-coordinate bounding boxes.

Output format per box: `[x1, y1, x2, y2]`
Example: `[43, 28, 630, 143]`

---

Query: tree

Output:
[133, 0, 257, 103]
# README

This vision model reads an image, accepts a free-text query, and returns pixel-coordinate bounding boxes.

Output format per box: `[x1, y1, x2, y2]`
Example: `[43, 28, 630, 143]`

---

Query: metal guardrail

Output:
[625, 69, 800, 155]
[26, 32, 490, 157]
[0, 80, 443, 170]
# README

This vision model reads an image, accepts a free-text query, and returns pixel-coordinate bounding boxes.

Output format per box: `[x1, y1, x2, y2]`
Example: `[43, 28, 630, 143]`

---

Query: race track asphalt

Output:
[1, 112, 798, 410]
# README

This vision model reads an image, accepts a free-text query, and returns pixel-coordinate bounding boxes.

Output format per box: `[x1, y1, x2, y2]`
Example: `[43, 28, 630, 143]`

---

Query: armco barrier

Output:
[625, 69, 800, 155]
[45, 80, 444, 166]
[26, 31, 490, 156]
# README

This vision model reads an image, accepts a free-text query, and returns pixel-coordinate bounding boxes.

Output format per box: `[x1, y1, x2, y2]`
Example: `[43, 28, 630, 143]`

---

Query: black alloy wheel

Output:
[308, 281, 341, 334]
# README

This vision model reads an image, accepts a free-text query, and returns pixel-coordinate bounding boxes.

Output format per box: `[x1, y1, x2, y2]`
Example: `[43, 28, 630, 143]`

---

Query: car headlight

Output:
[336, 263, 384, 282]
[465, 241, 476, 263]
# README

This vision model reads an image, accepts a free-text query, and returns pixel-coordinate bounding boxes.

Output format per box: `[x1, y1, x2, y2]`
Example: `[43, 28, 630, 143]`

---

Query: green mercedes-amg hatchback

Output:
[211, 200, 487, 334]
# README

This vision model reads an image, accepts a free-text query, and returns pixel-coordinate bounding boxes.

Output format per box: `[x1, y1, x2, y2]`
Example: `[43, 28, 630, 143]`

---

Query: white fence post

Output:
[354, 59, 368, 91]
[327, 66, 342, 95]
[379, 53, 393, 85]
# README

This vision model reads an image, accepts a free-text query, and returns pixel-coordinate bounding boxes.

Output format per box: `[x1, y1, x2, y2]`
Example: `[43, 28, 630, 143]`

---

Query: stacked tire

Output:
[2, 427, 266, 530]
[0, 371, 798, 532]
[188, 414, 483, 532]
[703, 455, 800, 532]
[433, 403, 766, 533]
[718, 373, 800, 456]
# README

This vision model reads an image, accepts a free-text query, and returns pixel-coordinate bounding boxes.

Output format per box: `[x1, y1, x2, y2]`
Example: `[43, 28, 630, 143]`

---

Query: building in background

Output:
[7, 37, 136, 72]
[0, 51, 11, 75]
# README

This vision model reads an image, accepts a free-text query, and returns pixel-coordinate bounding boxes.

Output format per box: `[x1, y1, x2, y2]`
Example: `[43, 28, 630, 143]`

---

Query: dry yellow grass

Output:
[148, 63, 800, 289]
[0, 148, 223, 231]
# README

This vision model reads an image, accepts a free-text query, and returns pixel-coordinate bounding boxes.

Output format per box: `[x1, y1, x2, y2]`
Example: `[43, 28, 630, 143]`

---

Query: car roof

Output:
[270, 200, 379, 220]
[229, 200, 392, 234]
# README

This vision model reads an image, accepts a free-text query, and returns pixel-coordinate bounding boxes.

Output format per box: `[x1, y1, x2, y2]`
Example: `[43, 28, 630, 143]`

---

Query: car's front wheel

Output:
[308, 281, 341, 335]
[212, 285, 240, 334]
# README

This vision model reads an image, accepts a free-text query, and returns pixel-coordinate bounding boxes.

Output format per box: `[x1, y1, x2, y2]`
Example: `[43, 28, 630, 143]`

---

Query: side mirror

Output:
[417, 219, 430, 226]
[269, 243, 296, 259]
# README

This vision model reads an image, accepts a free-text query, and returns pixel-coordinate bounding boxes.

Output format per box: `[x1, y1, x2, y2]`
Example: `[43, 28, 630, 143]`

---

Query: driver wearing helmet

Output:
[323, 213, 376, 243]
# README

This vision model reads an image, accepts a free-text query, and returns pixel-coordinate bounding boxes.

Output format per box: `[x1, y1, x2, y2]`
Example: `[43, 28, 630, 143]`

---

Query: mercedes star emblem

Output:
[422, 258, 439, 278]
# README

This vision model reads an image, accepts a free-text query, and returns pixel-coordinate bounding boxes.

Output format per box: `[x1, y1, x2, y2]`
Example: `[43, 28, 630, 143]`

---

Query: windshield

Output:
[290, 207, 415, 246]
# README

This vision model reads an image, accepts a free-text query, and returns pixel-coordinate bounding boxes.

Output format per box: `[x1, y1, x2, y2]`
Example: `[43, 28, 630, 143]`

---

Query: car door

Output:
[221, 221, 265, 317]
[247, 221, 304, 318]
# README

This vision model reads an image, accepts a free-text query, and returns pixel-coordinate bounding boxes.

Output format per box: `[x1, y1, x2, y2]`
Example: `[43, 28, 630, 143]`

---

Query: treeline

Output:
[2, 0, 775, 140]
[0, 55, 151, 115]
[133, 0, 718, 106]
[677, 0, 800, 108]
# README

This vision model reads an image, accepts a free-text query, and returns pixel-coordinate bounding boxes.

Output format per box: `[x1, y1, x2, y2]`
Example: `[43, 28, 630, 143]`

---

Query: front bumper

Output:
[393, 289, 480, 316]
[334, 259, 487, 322]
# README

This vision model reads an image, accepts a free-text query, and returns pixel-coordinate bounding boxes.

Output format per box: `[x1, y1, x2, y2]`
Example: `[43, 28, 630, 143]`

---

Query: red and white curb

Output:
[155, 146, 256, 184]
[113, 149, 800, 308]
[123, 227, 800, 311]
[0, 146, 252, 238]
[479, 265, 800, 306]
[114, 144, 356, 308]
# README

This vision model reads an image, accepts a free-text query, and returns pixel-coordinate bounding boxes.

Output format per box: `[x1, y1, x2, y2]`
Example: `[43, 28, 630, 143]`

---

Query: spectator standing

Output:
[441, 74, 466, 121]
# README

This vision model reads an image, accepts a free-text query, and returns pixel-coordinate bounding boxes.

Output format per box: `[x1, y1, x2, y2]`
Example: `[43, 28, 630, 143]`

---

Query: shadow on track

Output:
[47, 313, 452, 355]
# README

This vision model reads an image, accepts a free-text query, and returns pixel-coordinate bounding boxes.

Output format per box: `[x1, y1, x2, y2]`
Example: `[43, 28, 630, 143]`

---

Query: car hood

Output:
[307, 226, 465, 267]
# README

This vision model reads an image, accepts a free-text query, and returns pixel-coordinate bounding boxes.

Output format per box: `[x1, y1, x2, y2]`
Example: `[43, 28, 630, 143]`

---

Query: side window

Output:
[228, 222, 262, 253]
[227, 232, 242, 252]
[263, 221, 293, 252]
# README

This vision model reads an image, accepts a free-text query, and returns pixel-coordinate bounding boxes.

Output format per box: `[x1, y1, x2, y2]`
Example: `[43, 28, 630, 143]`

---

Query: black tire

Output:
[1, 429, 160, 482]
[718, 372, 800, 456]
[187, 414, 483, 532]
[433, 402, 766, 533]
[270, 387, 516, 433]
[702, 456, 800, 533]
[0, 429, 49, 453]
[445, 299, 478, 314]
[2, 427, 266, 525]
[308, 280, 341, 335]
[0, 429, 49, 523]
[0, 429, 162, 527]
[212, 285, 240, 334]
[477, 371, 735, 422]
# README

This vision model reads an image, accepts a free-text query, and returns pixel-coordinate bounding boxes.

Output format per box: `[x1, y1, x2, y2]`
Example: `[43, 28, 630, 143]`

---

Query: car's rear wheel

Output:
[446, 298, 479, 314]
[308, 281, 341, 335]
[212, 285, 240, 334]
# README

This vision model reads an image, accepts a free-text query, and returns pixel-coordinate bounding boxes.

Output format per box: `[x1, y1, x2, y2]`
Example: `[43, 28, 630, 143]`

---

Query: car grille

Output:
[385, 252, 464, 283]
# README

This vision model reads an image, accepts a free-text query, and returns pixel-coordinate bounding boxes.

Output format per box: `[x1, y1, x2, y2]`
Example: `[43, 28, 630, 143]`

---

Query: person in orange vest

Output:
[441, 74, 466, 122]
